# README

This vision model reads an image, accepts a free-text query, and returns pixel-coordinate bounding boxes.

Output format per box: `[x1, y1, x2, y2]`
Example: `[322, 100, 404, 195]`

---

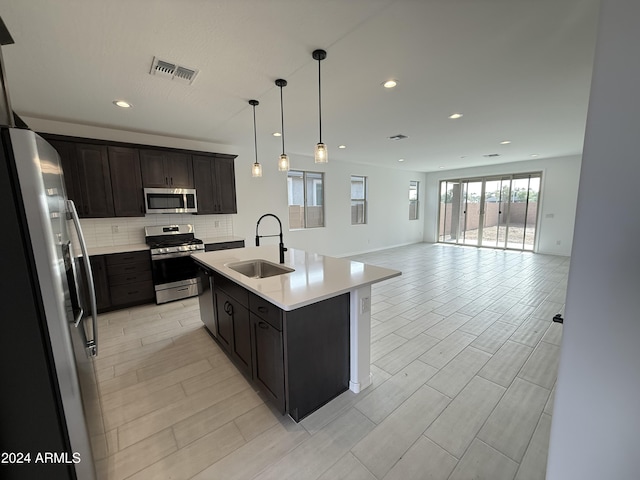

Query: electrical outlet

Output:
[360, 296, 371, 314]
[556, 240, 561, 245]
[111, 225, 120, 234]
[214, 221, 220, 228]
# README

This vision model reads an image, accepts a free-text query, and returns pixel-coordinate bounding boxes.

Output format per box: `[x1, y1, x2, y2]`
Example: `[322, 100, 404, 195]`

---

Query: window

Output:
[351, 175, 367, 224]
[409, 180, 419, 220]
[287, 170, 324, 229]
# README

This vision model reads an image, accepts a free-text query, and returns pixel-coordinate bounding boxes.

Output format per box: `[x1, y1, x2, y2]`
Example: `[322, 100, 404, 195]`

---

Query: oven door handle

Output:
[151, 250, 202, 260]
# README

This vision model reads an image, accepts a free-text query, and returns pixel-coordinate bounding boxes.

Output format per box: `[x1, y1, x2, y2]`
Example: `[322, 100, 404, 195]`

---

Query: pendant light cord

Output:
[318, 57, 322, 143]
[252, 103, 258, 162]
[279, 85, 286, 155]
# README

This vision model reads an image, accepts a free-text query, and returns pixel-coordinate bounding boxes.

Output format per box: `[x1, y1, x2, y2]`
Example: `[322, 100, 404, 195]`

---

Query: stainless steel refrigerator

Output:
[0, 126, 104, 480]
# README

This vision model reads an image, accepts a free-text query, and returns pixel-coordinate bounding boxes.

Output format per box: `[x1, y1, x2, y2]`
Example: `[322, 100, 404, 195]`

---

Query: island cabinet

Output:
[192, 155, 237, 214]
[140, 149, 194, 188]
[207, 270, 349, 421]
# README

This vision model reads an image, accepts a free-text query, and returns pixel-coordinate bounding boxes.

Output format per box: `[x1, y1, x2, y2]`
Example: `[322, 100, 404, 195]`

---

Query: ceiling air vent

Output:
[150, 57, 199, 85]
[389, 134, 408, 140]
[483, 153, 501, 158]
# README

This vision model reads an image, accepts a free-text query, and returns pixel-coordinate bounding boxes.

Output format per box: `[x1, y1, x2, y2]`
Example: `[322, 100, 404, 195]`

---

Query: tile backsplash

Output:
[79, 214, 235, 248]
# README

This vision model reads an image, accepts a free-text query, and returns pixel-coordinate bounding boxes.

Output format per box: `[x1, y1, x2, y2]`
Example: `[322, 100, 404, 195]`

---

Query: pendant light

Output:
[249, 100, 262, 177]
[313, 49, 328, 163]
[275, 79, 290, 171]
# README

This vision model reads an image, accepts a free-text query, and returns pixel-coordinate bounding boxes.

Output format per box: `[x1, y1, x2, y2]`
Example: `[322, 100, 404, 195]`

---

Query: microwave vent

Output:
[150, 57, 199, 85]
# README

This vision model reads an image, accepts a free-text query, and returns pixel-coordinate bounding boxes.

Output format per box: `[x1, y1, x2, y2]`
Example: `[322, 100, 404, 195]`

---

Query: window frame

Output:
[409, 180, 419, 220]
[287, 170, 325, 229]
[350, 175, 367, 225]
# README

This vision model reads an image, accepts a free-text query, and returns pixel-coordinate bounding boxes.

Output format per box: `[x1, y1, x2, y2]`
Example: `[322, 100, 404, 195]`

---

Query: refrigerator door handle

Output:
[73, 305, 85, 327]
[67, 199, 98, 357]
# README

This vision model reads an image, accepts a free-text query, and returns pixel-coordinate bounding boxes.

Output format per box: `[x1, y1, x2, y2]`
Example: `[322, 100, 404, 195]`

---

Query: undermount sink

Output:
[226, 259, 294, 279]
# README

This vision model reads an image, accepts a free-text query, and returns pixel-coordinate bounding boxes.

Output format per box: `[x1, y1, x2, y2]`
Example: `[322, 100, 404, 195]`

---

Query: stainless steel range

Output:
[145, 224, 204, 304]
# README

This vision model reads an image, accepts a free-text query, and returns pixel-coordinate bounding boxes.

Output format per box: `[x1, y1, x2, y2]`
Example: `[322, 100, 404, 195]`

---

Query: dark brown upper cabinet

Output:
[193, 155, 237, 214]
[74, 144, 115, 218]
[48, 139, 82, 208]
[108, 146, 145, 217]
[140, 149, 194, 188]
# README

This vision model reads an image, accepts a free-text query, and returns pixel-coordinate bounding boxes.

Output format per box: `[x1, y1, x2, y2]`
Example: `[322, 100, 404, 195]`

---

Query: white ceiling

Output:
[0, 0, 600, 172]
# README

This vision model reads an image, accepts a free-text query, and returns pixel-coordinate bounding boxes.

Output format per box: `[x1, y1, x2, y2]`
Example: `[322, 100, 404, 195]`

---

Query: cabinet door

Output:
[192, 155, 215, 214]
[108, 146, 144, 217]
[231, 297, 252, 376]
[214, 156, 237, 214]
[251, 313, 285, 412]
[49, 140, 82, 210]
[165, 153, 193, 188]
[140, 149, 169, 187]
[214, 290, 233, 352]
[75, 144, 114, 217]
[89, 256, 111, 312]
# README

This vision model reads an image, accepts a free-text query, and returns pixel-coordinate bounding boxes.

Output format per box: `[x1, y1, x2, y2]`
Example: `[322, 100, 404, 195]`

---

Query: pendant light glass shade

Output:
[278, 154, 290, 171]
[275, 79, 290, 172]
[314, 143, 327, 163]
[249, 99, 262, 177]
[313, 49, 328, 163]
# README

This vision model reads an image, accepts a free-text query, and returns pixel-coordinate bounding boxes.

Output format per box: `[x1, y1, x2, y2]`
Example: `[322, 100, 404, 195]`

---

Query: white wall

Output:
[546, 1, 640, 478]
[234, 149, 427, 257]
[26, 116, 427, 256]
[424, 155, 581, 256]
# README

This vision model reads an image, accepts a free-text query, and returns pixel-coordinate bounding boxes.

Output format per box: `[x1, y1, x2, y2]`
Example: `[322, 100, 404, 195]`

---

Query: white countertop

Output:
[192, 245, 401, 311]
[87, 236, 245, 256]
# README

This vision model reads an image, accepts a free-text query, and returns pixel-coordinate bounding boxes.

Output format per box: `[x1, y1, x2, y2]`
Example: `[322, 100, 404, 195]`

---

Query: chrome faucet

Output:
[255, 213, 287, 264]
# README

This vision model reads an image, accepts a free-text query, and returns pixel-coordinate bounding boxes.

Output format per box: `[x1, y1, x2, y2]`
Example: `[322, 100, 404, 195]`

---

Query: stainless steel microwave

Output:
[144, 188, 198, 214]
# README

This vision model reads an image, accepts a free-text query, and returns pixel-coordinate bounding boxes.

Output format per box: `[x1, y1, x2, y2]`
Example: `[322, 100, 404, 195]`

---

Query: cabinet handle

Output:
[165, 176, 169, 186]
[126, 277, 136, 281]
[224, 301, 234, 316]
[124, 266, 136, 271]
[128, 290, 139, 295]
[257, 306, 268, 314]
[258, 321, 269, 330]
[170, 177, 174, 186]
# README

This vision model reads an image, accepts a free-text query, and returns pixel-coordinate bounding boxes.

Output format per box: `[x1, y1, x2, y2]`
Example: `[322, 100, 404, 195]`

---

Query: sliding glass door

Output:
[438, 172, 541, 251]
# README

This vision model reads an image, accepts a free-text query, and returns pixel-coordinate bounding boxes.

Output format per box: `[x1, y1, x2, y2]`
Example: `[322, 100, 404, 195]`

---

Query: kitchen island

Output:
[192, 245, 400, 421]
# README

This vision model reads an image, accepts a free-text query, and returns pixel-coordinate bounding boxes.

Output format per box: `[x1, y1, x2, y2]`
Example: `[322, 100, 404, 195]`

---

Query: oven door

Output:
[150, 253, 201, 303]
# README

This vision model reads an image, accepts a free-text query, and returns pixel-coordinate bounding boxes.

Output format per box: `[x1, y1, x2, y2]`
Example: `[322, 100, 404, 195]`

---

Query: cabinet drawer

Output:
[213, 272, 248, 307]
[105, 251, 150, 266]
[249, 292, 282, 331]
[110, 280, 154, 306]
[108, 270, 152, 286]
[107, 261, 150, 277]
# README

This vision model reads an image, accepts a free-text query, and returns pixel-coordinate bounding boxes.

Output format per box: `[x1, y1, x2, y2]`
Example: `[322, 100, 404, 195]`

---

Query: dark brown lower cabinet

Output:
[251, 312, 285, 412]
[86, 251, 154, 313]
[89, 256, 111, 312]
[206, 270, 349, 422]
[215, 289, 252, 377]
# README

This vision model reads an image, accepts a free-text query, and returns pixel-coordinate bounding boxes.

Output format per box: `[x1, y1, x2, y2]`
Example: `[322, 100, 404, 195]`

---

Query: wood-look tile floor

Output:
[93, 243, 567, 480]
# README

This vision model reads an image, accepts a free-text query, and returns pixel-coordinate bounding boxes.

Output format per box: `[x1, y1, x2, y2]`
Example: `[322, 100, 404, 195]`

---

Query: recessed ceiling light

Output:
[448, 113, 463, 119]
[113, 100, 132, 108]
[338, 145, 346, 149]
[272, 132, 281, 137]
[438, 166, 445, 169]
[383, 79, 397, 88]
[500, 140, 511, 145]
[530, 154, 539, 157]
[398, 158, 405, 162]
